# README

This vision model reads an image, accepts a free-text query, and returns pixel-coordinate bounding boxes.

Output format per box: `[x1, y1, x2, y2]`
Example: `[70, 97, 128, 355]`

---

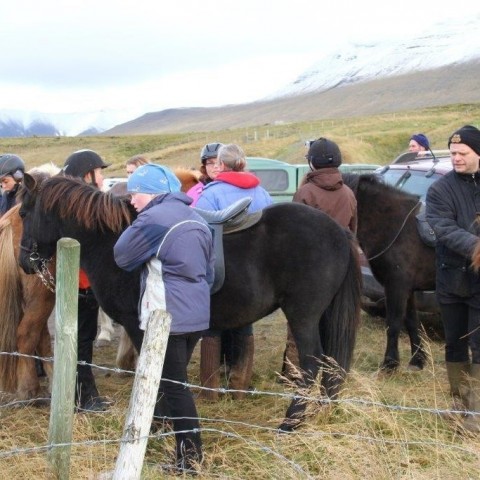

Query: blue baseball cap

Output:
[127, 164, 181, 194]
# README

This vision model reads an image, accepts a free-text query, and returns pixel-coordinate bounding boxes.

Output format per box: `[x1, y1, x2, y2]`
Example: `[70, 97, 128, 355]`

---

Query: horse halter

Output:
[20, 241, 55, 293]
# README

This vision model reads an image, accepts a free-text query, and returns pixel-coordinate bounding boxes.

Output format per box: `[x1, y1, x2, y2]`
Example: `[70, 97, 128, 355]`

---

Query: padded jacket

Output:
[426, 170, 480, 304]
[114, 192, 214, 333]
[196, 171, 273, 213]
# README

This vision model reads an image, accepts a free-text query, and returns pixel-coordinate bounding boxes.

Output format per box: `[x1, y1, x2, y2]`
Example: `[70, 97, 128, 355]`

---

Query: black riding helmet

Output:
[0, 154, 25, 181]
[63, 149, 111, 178]
[306, 137, 342, 170]
[200, 143, 223, 163]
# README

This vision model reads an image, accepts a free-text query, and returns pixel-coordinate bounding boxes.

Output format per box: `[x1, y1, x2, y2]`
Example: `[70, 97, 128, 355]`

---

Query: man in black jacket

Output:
[426, 125, 480, 432]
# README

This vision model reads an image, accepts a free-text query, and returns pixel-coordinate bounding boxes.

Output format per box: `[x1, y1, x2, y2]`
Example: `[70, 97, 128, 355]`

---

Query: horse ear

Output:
[23, 172, 37, 192]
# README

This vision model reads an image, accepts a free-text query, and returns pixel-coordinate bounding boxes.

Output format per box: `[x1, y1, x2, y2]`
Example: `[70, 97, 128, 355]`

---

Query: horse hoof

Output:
[76, 396, 113, 413]
[406, 364, 423, 372]
[95, 338, 111, 348]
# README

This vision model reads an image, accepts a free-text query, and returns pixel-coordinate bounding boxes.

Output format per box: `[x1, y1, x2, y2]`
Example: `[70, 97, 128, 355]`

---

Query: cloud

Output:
[0, 0, 477, 114]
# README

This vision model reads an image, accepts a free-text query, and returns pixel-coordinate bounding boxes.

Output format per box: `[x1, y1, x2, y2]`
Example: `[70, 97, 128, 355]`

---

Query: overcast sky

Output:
[1, 0, 478, 118]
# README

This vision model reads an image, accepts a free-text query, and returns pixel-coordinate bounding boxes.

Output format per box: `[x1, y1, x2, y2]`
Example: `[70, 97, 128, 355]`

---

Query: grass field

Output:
[0, 103, 479, 177]
[1, 311, 479, 479]
[1, 104, 480, 478]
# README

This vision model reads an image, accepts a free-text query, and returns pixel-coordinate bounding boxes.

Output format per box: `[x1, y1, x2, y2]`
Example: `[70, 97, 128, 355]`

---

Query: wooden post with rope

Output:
[113, 309, 171, 480]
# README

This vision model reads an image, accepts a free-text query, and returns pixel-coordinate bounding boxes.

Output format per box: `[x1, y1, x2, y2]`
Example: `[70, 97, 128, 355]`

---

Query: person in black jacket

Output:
[426, 125, 480, 432]
[0, 154, 25, 216]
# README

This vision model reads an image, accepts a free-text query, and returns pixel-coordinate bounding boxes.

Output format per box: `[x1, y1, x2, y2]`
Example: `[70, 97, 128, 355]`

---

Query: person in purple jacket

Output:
[114, 163, 214, 473]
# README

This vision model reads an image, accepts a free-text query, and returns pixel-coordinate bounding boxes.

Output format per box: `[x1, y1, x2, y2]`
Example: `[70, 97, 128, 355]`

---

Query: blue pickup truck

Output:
[246, 157, 380, 202]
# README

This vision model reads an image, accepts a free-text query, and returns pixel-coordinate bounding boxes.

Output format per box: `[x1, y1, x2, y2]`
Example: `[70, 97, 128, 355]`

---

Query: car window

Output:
[248, 169, 289, 191]
[381, 169, 444, 201]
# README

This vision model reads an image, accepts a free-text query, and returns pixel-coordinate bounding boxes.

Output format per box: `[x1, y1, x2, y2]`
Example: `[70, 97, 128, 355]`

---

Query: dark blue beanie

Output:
[410, 134, 430, 150]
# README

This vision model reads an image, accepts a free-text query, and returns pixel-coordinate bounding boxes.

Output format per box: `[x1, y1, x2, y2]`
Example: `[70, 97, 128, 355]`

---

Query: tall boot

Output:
[445, 361, 470, 413]
[229, 334, 254, 400]
[199, 336, 221, 401]
[463, 363, 480, 433]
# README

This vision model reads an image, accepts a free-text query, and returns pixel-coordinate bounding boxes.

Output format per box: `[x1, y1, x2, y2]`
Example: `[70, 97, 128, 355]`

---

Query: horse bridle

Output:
[367, 200, 422, 262]
[20, 241, 56, 293]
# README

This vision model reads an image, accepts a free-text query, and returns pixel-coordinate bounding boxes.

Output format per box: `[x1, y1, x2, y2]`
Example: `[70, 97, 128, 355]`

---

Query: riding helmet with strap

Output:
[62, 149, 110, 187]
[0, 153, 25, 181]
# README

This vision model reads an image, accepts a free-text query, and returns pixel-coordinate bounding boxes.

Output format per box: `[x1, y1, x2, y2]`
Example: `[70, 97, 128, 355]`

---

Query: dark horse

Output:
[343, 173, 435, 371]
[18, 173, 361, 430]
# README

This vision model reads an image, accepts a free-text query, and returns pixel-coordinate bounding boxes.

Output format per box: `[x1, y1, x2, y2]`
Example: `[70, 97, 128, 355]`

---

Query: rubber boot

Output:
[199, 336, 222, 401]
[445, 361, 470, 415]
[229, 334, 254, 400]
[463, 363, 480, 433]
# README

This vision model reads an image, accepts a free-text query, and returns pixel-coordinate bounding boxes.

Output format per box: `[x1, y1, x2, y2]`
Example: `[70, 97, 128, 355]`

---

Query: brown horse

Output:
[0, 204, 55, 400]
[0, 166, 201, 398]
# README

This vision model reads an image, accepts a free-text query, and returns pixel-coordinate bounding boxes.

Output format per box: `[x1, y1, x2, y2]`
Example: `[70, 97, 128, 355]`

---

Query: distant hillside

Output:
[104, 62, 480, 135]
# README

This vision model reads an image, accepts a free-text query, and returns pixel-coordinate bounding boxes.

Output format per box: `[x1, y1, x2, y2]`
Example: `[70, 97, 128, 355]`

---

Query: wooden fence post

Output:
[113, 309, 171, 480]
[48, 238, 80, 479]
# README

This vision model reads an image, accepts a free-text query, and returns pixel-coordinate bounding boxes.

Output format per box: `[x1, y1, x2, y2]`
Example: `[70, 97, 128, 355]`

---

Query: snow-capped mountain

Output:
[2, 15, 479, 138]
[271, 16, 480, 98]
[0, 109, 138, 137]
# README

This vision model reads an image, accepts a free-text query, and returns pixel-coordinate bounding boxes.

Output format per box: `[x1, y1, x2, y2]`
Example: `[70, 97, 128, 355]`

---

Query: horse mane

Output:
[343, 173, 420, 203]
[39, 176, 133, 233]
[27, 162, 61, 177]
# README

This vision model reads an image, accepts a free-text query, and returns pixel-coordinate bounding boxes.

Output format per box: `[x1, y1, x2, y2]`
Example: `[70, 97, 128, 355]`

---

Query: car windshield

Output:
[380, 169, 444, 201]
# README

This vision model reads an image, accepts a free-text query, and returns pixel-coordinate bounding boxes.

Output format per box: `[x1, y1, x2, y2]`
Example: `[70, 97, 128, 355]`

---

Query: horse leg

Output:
[278, 314, 324, 432]
[116, 326, 138, 371]
[404, 293, 427, 371]
[36, 323, 54, 392]
[96, 308, 115, 347]
[15, 285, 55, 400]
[381, 285, 408, 372]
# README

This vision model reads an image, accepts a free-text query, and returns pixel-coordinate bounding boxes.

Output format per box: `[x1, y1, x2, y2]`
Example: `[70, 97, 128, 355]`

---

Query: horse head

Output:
[19, 173, 59, 275]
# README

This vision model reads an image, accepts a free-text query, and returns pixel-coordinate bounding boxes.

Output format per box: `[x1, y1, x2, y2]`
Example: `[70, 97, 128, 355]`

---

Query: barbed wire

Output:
[1, 348, 480, 472]
[2, 349, 480, 418]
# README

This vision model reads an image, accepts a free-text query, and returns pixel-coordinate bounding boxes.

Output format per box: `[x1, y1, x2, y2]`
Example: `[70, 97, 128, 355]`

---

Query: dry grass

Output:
[1, 311, 480, 479]
[1, 102, 479, 178]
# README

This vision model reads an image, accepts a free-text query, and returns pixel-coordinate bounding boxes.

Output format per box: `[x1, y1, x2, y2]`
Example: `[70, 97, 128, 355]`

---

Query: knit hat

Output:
[410, 133, 430, 150]
[127, 164, 181, 194]
[448, 125, 480, 156]
[306, 137, 342, 169]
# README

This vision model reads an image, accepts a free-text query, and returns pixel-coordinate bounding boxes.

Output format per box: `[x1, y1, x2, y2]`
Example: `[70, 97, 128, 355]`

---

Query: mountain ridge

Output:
[104, 61, 480, 135]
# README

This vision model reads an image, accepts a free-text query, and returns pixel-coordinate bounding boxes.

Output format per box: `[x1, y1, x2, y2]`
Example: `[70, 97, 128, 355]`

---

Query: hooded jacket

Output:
[196, 171, 273, 212]
[114, 192, 215, 333]
[293, 168, 357, 232]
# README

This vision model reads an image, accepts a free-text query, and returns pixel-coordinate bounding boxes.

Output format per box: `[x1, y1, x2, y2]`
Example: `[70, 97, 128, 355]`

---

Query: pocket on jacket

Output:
[437, 261, 471, 298]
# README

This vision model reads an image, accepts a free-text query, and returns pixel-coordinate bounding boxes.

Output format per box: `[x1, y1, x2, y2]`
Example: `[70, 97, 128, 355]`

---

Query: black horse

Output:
[343, 173, 435, 371]
[18, 174, 361, 430]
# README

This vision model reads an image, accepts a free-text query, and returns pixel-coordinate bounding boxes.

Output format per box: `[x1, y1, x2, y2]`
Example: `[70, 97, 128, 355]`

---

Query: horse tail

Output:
[0, 219, 24, 392]
[321, 236, 362, 396]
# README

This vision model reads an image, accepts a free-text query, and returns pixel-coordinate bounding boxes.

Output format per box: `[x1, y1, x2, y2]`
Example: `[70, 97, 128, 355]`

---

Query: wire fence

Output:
[1, 349, 479, 471]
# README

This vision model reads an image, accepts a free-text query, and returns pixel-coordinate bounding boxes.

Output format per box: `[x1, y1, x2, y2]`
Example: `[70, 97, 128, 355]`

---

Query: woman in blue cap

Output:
[114, 163, 214, 473]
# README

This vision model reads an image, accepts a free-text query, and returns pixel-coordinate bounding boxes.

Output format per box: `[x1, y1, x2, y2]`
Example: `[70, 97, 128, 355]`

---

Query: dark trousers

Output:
[440, 302, 480, 364]
[158, 331, 203, 467]
[76, 289, 100, 403]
